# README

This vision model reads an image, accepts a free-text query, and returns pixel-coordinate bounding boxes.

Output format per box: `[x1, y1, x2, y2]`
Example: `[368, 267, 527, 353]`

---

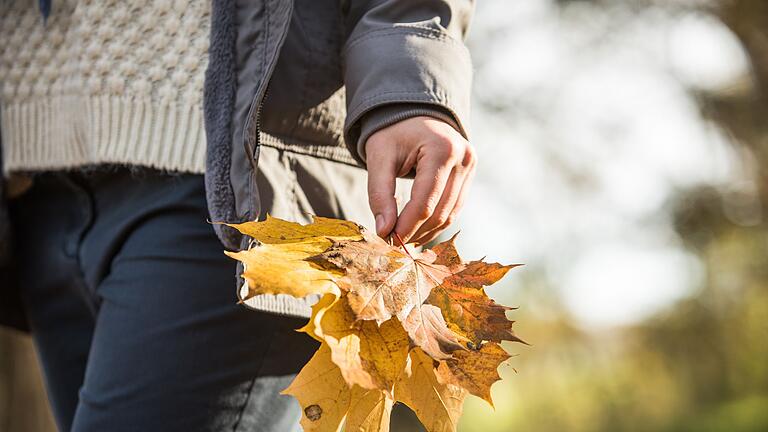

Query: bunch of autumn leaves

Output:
[225, 216, 524, 432]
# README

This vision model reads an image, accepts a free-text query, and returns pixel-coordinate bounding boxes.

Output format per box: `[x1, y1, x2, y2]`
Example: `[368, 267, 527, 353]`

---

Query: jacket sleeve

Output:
[341, 0, 475, 166]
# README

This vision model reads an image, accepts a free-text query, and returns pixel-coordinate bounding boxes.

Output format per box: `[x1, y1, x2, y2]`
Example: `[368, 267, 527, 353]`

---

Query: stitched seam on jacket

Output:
[259, 133, 359, 166]
[356, 90, 450, 103]
[344, 26, 463, 51]
[261, 131, 342, 150]
[348, 91, 452, 123]
[259, 145, 357, 166]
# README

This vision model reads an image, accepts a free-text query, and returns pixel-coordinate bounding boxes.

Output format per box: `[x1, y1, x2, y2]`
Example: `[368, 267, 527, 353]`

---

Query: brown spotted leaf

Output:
[312, 231, 467, 360]
[282, 344, 391, 432]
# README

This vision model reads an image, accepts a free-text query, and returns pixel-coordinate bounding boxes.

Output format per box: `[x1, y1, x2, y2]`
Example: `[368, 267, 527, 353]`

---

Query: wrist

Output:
[358, 105, 463, 164]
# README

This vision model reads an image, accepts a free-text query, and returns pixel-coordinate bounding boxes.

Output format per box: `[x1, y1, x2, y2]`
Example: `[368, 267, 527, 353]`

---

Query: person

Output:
[0, 0, 476, 430]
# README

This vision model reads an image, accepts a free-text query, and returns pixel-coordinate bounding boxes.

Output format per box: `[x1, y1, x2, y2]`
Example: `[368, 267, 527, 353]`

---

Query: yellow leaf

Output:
[282, 344, 392, 432]
[299, 293, 338, 342]
[306, 294, 410, 392]
[283, 344, 350, 432]
[227, 214, 363, 244]
[354, 318, 409, 392]
[225, 243, 342, 300]
[345, 387, 393, 432]
[224, 216, 362, 301]
[395, 349, 467, 432]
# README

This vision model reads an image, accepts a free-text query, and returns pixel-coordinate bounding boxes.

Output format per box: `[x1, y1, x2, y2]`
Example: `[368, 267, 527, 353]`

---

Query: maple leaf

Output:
[224, 215, 362, 301]
[346, 386, 394, 432]
[301, 293, 410, 392]
[427, 234, 525, 345]
[227, 215, 363, 244]
[435, 342, 511, 406]
[224, 216, 527, 432]
[299, 293, 338, 343]
[282, 343, 392, 432]
[310, 231, 467, 360]
[394, 348, 468, 432]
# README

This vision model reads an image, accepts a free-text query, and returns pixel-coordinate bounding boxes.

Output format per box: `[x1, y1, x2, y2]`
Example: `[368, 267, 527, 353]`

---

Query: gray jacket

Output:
[0, 0, 474, 330]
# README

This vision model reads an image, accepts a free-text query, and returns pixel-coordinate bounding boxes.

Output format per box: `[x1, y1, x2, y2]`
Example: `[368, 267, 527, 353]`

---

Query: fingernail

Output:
[375, 214, 385, 235]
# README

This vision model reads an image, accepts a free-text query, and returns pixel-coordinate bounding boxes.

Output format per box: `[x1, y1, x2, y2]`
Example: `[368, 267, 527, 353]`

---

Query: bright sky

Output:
[453, 0, 749, 328]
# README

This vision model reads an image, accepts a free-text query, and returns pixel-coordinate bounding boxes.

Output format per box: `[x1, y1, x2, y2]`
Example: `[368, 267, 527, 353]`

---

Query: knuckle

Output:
[466, 145, 477, 163]
[426, 195, 442, 213]
[365, 133, 392, 152]
[433, 148, 453, 164]
[415, 205, 433, 220]
[428, 136, 458, 161]
[429, 132, 454, 146]
[461, 145, 477, 168]
[434, 212, 450, 227]
[443, 213, 455, 227]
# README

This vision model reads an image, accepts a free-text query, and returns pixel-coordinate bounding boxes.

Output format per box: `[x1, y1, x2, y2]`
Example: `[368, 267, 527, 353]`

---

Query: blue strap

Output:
[39, 0, 51, 20]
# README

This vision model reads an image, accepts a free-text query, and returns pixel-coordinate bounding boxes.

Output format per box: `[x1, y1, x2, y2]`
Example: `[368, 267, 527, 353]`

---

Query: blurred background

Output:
[2, 0, 767, 431]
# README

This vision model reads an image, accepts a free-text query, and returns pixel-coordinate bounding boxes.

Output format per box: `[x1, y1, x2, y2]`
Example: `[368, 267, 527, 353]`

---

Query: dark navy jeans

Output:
[8, 168, 318, 431]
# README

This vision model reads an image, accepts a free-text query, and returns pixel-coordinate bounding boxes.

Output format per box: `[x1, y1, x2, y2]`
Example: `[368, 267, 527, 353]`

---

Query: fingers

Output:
[414, 160, 475, 245]
[394, 147, 454, 243]
[409, 165, 464, 244]
[411, 146, 476, 245]
[366, 139, 400, 238]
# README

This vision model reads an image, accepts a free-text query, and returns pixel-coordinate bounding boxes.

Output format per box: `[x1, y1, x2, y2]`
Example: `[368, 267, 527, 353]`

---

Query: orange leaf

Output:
[427, 234, 525, 345]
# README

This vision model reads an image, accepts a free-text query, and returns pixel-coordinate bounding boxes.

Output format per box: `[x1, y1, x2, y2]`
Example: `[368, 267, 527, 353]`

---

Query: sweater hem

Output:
[238, 282, 316, 319]
[1, 96, 207, 176]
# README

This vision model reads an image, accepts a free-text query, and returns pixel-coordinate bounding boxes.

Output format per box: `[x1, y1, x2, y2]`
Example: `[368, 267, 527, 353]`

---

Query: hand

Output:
[365, 116, 477, 246]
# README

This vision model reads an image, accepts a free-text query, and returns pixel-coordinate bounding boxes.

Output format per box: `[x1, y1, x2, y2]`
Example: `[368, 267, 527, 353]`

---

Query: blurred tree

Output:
[459, 1, 768, 431]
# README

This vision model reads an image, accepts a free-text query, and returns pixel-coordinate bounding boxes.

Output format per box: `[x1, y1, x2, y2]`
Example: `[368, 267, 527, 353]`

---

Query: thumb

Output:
[366, 142, 399, 238]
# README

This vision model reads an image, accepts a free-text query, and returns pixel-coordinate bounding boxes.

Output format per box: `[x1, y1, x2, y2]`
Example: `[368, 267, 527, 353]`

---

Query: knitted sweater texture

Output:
[0, 0, 211, 175]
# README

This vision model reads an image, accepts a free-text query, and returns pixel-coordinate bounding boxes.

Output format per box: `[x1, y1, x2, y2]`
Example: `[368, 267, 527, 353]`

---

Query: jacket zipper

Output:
[240, 82, 269, 224]
[253, 85, 269, 160]
[243, 82, 268, 174]
[240, 1, 294, 215]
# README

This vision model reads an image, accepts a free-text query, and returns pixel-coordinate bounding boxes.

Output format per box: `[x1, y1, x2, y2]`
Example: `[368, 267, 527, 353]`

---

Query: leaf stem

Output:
[394, 233, 414, 259]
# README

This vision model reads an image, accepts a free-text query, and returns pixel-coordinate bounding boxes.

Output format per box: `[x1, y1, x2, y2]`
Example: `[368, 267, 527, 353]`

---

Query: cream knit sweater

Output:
[0, 0, 211, 175]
